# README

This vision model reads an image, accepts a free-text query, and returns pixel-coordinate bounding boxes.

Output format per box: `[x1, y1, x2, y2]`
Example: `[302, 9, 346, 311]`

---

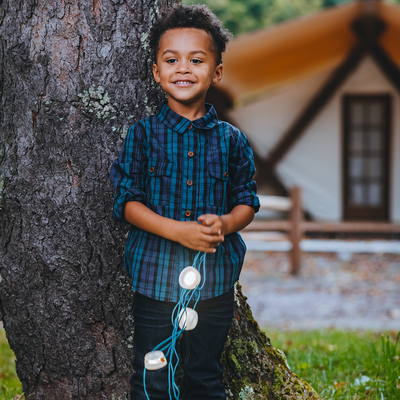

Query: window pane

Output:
[350, 102, 364, 124]
[368, 101, 383, 124]
[368, 183, 381, 206]
[367, 157, 382, 178]
[349, 156, 364, 178]
[350, 183, 365, 205]
[368, 129, 382, 151]
[349, 129, 364, 151]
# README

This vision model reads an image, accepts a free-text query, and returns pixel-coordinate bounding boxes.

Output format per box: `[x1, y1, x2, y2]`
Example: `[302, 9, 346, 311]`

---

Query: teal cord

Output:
[143, 251, 207, 400]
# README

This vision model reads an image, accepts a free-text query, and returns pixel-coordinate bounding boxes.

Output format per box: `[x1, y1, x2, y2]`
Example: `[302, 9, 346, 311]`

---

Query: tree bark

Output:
[0, 0, 320, 399]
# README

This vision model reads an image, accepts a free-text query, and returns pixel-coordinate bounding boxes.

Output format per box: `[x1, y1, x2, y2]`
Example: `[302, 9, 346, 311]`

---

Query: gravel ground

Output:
[239, 251, 400, 331]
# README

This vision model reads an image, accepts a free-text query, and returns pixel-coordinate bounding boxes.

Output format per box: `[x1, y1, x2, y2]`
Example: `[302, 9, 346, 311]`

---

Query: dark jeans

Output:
[130, 288, 234, 400]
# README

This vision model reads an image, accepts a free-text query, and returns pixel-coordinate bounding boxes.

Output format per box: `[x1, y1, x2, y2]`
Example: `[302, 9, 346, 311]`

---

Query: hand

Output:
[198, 214, 227, 237]
[174, 219, 224, 253]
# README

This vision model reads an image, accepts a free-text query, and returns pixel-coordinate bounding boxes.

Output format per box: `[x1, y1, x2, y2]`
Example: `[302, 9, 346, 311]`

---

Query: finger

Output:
[197, 214, 211, 223]
[201, 233, 224, 244]
[208, 225, 222, 235]
[198, 214, 217, 226]
[190, 243, 217, 253]
[201, 247, 217, 253]
[209, 236, 224, 247]
[200, 223, 222, 236]
[199, 225, 214, 235]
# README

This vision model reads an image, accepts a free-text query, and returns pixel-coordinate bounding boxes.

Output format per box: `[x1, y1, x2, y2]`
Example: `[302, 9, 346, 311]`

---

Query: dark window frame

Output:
[342, 94, 392, 221]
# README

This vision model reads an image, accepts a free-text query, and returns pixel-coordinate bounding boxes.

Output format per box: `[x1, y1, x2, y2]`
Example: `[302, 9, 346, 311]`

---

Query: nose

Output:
[177, 60, 190, 74]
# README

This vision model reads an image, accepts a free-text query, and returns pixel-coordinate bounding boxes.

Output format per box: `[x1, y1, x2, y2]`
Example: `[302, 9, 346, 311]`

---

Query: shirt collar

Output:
[156, 102, 219, 134]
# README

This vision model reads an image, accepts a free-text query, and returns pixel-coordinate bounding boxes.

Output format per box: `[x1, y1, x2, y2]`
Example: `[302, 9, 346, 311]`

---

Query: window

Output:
[343, 95, 391, 220]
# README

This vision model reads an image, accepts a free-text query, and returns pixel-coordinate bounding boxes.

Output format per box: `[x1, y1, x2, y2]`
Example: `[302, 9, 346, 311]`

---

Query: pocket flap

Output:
[146, 159, 173, 176]
[208, 162, 229, 181]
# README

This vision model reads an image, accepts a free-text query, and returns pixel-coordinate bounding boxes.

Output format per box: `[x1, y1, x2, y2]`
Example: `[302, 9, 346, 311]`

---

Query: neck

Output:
[167, 98, 207, 121]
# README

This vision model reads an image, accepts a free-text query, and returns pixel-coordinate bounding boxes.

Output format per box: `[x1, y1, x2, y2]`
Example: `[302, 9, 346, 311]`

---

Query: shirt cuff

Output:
[113, 189, 145, 224]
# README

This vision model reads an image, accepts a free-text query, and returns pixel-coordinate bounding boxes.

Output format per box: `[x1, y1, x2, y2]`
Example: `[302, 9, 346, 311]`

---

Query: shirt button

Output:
[224, 171, 228, 178]
[188, 151, 194, 157]
[149, 166, 155, 173]
[185, 210, 191, 217]
[187, 179, 193, 186]
[188, 124, 193, 129]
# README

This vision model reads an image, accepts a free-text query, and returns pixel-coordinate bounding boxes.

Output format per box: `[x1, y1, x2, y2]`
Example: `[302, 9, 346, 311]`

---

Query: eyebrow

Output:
[161, 49, 208, 57]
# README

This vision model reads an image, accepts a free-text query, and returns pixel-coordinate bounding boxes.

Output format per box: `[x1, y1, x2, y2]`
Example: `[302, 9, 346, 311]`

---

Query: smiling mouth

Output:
[173, 81, 195, 85]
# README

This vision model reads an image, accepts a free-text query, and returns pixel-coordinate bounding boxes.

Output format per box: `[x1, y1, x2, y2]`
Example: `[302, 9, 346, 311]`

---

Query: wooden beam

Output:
[242, 220, 291, 231]
[351, 13, 400, 94]
[267, 44, 365, 167]
[302, 221, 400, 233]
[243, 220, 400, 233]
[369, 44, 400, 95]
[289, 187, 302, 275]
[253, 154, 288, 196]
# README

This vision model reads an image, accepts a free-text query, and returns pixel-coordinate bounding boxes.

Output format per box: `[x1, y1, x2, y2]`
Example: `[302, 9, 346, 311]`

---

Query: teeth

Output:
[175, 81, 193, 84]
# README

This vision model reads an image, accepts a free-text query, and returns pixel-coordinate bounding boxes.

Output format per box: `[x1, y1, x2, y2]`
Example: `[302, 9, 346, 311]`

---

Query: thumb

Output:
[198, 214, 212, 226]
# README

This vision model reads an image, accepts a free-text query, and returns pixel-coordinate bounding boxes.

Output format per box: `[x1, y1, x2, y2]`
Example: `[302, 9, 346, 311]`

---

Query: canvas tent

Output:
[212, 0, 400, 223]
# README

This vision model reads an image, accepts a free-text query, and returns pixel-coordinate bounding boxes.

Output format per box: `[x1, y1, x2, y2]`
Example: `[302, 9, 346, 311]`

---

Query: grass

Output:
[265, 329, 400, 399]
[0, 330, 23, 400]
[1, 328, 399, 399]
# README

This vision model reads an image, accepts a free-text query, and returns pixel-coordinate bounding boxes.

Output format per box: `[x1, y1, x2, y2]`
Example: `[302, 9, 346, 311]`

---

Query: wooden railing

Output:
[243, 187, 400, 275]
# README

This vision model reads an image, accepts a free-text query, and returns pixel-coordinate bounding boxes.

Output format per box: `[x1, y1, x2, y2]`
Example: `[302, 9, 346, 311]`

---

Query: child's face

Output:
[153, 28, 223, 113]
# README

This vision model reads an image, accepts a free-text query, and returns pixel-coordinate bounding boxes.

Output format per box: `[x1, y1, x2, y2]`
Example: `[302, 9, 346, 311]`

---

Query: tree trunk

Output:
[222, 283, 320, 399]
[0, 0, 320, 399]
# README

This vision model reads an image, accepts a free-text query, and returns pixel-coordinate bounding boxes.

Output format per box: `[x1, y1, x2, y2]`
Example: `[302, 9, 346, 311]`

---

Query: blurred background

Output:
[182, 0, 400, 332]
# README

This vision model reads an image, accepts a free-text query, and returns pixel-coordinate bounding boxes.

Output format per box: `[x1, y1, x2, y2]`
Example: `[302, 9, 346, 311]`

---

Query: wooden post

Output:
[290, 187, 303, 275]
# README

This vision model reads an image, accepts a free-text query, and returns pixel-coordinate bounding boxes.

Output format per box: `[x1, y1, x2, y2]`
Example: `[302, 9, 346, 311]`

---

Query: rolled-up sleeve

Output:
[110, 124, 146, 223]
[227, 129, 260, 213]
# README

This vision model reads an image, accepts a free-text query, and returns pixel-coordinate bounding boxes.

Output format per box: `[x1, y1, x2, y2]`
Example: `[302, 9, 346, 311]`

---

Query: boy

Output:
[110, 4, 260, 399]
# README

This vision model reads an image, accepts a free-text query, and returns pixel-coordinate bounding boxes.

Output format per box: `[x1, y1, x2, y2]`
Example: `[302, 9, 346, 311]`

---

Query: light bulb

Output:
[144, 350, 167, 370]
[179, 266, 201, 289]
[178, 308, 198, 331]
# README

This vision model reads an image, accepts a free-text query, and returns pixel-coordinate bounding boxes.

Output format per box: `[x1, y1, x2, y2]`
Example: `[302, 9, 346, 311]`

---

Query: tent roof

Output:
[218, 1, 400, 104]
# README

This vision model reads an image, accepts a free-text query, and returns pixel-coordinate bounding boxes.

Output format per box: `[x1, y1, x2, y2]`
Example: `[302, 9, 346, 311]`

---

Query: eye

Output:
[191, 59, 203, 64]
[166, 58, 177, 64]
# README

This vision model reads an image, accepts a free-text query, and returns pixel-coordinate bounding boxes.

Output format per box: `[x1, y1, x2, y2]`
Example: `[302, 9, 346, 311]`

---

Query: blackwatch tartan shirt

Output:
[110, 102, 260, 302]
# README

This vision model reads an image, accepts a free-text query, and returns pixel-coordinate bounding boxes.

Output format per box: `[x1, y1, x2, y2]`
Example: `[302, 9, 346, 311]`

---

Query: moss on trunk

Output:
[221, 283, 321, 400]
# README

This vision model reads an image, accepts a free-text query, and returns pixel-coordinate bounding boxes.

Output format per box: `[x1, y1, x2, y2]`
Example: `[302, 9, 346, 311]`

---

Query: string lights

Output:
[179, 266, 201, 290]
[178, 307, 198, 331]
[143, 251, 206, 400]
[144, 350, 167, 370]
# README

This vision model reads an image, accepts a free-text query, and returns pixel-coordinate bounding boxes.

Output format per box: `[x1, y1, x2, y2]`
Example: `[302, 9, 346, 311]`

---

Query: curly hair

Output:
[149, 4, 233, 65]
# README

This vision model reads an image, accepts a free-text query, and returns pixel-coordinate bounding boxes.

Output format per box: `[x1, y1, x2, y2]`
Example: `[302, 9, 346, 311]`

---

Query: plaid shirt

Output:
[110, 103, 259, 302]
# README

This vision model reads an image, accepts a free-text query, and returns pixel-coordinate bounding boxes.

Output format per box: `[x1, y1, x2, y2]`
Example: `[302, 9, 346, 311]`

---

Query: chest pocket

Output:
[207, 161, 229, 207]
[145, 158, 173, 206]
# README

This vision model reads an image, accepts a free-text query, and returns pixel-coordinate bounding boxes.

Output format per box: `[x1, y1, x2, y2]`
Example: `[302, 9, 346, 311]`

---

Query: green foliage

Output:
[2, 326, 400, 399]
[183, 0, 400, 36]
[183, 0, 349, 36]
[0, 329, 23, 400]
[266, 329, 400, 399]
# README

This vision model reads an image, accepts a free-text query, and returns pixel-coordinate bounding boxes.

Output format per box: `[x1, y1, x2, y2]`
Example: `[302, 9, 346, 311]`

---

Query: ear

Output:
[212, 64, 223, 84]
[153, 63, 161, 83]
